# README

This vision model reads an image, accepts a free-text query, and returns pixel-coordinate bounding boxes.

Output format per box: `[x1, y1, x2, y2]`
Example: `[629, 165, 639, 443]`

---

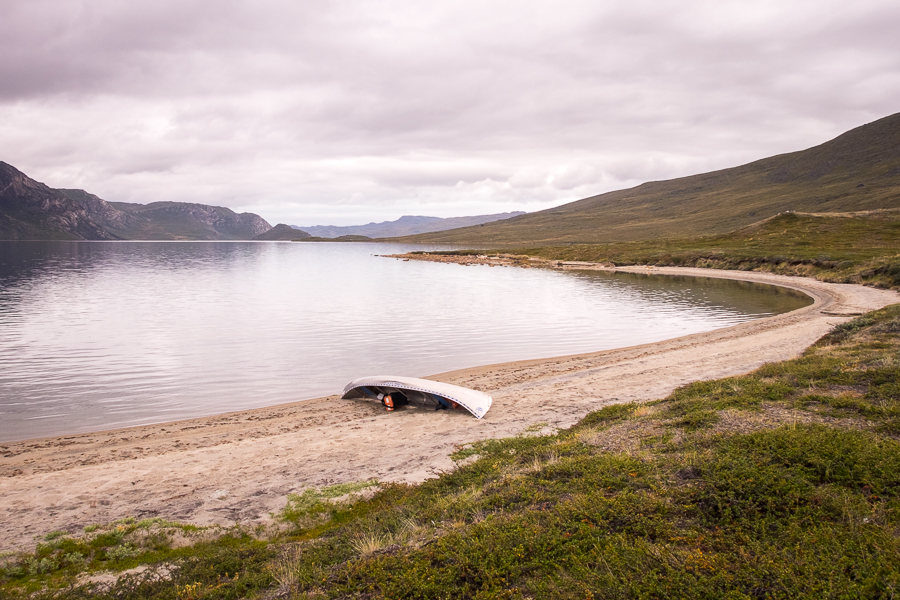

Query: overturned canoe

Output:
[341, 376, 492, 419]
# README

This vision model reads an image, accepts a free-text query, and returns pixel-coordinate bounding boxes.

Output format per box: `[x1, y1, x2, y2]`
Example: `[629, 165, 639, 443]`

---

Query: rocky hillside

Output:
[253, 223, 311, 240]
[0, 162, 115, 240]
[0, 162, 272, 240]
[103, 200, 271, 240]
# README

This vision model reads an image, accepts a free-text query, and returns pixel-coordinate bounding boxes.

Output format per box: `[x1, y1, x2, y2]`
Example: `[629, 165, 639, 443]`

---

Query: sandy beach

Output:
[1, 265, 898, 553]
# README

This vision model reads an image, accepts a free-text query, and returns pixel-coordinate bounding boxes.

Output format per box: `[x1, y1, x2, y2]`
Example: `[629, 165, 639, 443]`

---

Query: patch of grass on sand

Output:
[280, 480, 380, 521]
[4, 306, 900, 598]
[0, 518, 273, 598]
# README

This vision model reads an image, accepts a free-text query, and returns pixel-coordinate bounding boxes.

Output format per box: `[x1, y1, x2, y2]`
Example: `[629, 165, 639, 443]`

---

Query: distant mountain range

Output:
[292, 212, 526, 239]
[0, 162, 271, 240]
[9, 111, 899, 246]
[398, 111, 900, 246]
[0, 161, 527, 242]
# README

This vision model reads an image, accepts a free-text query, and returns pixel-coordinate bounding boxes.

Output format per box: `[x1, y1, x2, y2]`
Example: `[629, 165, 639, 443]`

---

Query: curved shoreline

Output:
[1, 267, 897, 551]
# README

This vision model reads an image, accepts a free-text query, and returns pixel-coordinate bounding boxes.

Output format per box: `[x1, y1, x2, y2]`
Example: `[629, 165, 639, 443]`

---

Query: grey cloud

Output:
[1, 0, 898, 224]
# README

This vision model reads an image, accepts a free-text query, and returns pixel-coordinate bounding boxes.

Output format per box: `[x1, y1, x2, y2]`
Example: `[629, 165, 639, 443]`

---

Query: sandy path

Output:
[1, 266, 897, 552]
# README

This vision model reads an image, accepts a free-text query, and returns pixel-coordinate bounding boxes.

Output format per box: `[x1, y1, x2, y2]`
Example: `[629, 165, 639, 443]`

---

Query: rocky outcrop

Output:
[0, 161, 273, 240]
[111, 201, 273, 240]
[58, 188, 143, 235]
[253, 223, 311, 240]
[0, 162, 116, 240]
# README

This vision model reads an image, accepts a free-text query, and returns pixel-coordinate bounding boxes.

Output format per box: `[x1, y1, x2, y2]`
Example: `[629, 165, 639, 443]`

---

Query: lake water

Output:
[0, 241, 812, 442]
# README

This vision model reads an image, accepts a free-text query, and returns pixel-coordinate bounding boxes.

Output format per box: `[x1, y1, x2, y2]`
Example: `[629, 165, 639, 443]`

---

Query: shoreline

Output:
[1, 266, 898, 552]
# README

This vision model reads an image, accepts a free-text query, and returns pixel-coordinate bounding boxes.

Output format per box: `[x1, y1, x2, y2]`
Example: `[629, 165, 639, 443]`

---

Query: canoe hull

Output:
[341, 376, 492, 419]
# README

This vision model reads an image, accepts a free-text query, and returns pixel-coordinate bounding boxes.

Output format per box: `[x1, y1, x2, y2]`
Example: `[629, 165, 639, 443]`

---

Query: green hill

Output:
[397, 112, 900, 246]
[418, 210, 900, 290]
[526, 209, 900, 267]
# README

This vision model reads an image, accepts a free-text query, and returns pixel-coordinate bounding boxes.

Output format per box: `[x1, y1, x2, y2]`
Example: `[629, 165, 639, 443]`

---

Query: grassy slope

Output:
[430, 210, 900, 290]
[0, 216, 83, 241]
[396, 112, 900, 246]
[4, 306, 900, 599]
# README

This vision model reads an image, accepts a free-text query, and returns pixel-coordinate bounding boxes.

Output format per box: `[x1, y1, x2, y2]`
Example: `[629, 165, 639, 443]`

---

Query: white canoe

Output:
[341, 375, 492, 419]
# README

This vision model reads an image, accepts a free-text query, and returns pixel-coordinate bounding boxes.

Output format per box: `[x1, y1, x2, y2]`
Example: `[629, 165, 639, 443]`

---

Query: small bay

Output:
[0, 241, 811, 442]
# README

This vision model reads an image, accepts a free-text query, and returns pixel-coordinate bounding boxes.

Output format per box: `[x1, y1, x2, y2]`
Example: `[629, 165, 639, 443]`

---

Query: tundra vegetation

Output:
[2, 303, 900, 599]
[422, 210, 900, 291]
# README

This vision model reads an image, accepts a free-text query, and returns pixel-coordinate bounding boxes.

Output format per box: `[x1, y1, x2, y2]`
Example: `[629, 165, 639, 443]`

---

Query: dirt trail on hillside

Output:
[1, 266, 897, 552]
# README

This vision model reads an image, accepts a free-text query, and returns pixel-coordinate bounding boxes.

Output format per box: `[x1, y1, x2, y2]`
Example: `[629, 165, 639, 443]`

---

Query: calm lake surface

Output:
[0, 241, 812, 442]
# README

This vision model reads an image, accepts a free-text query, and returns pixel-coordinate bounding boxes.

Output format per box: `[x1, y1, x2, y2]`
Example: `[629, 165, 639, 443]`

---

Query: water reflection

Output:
[569, 270, 811, 316]
[0, 241, 811, 441]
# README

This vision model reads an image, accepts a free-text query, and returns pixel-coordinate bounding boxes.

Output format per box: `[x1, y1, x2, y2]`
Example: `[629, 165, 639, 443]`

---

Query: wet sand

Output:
[1, 266, 897, 552]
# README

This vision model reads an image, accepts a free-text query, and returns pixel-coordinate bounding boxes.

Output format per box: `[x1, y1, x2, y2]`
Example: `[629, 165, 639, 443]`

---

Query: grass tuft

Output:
[349, 531, 396, 556]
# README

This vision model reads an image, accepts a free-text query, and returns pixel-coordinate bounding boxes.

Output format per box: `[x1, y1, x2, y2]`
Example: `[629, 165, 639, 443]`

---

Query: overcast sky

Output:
[1, 0, 898, 226]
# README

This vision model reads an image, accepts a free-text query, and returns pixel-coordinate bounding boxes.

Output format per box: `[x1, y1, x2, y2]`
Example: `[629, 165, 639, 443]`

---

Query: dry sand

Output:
[1, 265, 898, 552]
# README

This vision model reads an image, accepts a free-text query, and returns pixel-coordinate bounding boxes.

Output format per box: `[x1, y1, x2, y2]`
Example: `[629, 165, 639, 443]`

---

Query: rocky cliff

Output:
[0, 162, 116, 240]
[0, 161, 272, 240]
